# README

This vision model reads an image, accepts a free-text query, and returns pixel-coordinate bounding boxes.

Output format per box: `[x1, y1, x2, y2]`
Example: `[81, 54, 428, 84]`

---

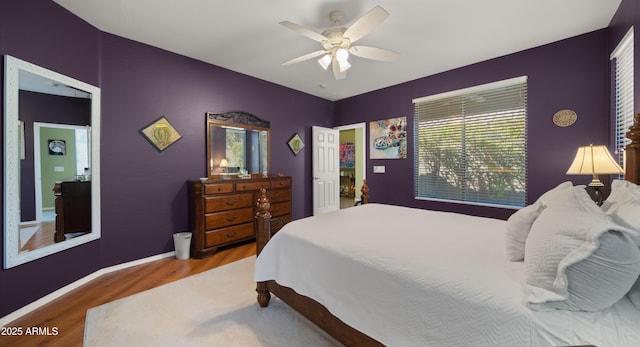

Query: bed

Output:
[253, 114, 640, 346]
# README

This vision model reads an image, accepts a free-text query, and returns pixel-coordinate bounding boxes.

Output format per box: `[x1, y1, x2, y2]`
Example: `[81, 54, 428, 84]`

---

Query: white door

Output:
[312, 126, 340, 215]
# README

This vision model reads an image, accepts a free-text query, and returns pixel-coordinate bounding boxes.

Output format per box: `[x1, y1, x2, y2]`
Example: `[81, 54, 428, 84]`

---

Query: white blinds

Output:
[413, 77, 527, 208]
[611, 27, 634, 171]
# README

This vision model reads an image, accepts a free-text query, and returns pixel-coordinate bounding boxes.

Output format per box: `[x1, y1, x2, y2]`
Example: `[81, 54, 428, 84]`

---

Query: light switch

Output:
[373, 165, 385, 173]
[54, 166, 64, 172]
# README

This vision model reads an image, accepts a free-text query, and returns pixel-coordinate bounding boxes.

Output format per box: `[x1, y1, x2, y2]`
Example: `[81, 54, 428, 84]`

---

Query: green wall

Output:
[40, 127, 77, 209]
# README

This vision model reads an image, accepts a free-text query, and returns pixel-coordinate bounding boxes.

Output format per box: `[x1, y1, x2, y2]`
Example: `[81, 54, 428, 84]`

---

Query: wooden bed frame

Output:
[254, 114, 640, 347]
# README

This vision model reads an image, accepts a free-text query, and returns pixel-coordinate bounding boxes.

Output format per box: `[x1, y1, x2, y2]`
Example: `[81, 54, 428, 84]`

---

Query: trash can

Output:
[173, 232, 192, 260]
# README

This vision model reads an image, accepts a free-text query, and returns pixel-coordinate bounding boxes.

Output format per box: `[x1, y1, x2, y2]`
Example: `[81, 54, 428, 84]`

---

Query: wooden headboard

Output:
[626, 113, 640, 185]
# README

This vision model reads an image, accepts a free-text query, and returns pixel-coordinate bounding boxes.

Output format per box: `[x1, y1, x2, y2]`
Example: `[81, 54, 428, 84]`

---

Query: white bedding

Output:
[255, 204, 640, 346]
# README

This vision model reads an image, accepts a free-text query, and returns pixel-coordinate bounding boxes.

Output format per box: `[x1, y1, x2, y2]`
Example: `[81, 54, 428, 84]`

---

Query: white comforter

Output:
[254, 204, 640, 347]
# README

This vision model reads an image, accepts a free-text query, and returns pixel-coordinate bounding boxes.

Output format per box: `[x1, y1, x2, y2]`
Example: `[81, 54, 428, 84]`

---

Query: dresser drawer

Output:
[205, 193, 254, 212]
[203, 183, 234, 195]
[270, 201, 291, 217]
[271, 177, 291, 189]
[236, 180, 270, 192]
[205, 207, 254, 230]
[205, 222, 254, 247]
[264, 188, 291, 203]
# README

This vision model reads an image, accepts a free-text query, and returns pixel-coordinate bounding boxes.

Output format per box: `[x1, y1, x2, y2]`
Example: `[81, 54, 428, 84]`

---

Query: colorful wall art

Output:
[369, 116, 407, 159]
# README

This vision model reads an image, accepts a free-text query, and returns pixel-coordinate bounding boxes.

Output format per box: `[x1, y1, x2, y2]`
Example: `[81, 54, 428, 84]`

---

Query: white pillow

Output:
[628, 276, 640, 310]
[524, 186, 640, 311]
[602, 180, 640, 246]
[505, 201, 544, 261]
[601, 179, 640, 214]
[536, 181, 575, 207]
[608, 203, 640, 246]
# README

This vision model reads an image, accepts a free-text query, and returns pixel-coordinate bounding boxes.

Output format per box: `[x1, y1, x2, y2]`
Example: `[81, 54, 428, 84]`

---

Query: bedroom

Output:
[1, 0, 639, 345]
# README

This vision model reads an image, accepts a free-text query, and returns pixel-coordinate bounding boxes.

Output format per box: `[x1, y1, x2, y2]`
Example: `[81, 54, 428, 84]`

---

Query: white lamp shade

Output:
[219, 158, 229, 168]
[318, 54, 332, 70]
[566, 145, 623, 175]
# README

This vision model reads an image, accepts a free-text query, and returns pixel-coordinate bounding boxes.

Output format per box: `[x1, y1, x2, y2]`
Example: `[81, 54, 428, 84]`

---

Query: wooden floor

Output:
[1, 242, 256, 347]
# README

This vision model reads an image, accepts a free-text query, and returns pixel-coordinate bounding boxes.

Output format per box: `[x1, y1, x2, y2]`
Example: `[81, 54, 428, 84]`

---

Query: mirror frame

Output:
[206, 111, 270, 178]
[3, 55, 101, 268]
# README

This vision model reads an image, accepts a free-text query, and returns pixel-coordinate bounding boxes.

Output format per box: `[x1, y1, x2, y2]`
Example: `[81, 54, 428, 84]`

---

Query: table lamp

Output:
[219, 158, 229, 173]
[566, 144, 624, 206]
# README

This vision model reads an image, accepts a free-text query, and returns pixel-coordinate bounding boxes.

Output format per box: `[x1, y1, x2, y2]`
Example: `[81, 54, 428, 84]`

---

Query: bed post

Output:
[626, 114, 640, 185]
[361, 179, 369, 204]
[255, 188, 271, 307]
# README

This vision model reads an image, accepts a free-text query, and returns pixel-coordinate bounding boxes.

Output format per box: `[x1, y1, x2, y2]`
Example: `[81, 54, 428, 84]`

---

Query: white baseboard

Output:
[0, 251, 177, 327]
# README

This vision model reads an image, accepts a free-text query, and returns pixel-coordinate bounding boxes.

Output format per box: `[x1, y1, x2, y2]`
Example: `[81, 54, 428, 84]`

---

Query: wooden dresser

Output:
[53, 180, 92, 243]
[188, 175, 292, 258]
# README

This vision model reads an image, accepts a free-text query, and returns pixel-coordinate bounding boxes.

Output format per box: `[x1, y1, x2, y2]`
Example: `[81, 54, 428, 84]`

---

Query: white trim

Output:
[611, 27, 634, 60]
[0, 251, 177, 327]
[412, 76, 528, 104]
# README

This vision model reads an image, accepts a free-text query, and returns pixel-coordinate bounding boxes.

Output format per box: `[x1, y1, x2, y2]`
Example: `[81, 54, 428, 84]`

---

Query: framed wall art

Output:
[139, 116, 182, 152]
[288, 133, 305, 155]
[369, 116, 407, 159]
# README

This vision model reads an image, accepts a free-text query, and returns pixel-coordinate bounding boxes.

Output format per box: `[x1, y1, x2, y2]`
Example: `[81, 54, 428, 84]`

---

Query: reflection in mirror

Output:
[206, 111, 270, 177]
[3, 55, 101, 269]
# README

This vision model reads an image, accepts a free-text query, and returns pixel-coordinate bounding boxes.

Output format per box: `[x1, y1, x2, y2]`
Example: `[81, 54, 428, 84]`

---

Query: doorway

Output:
[335, 123, 366, 209]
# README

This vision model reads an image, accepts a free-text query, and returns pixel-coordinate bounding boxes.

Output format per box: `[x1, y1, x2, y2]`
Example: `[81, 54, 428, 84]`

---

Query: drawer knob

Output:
[225, 216, 238, 222]
[226, 231, 238, 238]
[225, 199, 238, 206]
[270, 194, 279, 200]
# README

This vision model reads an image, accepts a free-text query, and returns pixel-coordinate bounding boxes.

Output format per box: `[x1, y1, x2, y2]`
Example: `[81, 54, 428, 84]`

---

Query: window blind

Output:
[413, 77, 527, 208]
[611, 27, 634, 172]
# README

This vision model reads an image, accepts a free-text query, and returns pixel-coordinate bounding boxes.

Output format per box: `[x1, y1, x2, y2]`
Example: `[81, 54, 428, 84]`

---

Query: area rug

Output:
[84, 256, 342, 346]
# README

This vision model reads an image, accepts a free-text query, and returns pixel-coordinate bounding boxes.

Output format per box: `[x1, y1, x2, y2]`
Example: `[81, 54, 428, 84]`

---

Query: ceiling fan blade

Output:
[349, 46, 399, 62]
[282, 50, 328, 66]
[280, 21, 328, 43]
[342, 6, 389, 44]
[332, 59, 347, 80]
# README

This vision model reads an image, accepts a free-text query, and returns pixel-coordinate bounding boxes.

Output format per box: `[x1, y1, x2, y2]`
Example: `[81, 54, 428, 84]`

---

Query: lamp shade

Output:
[566, 145, 623, 175]
[219, 158, 229, 168]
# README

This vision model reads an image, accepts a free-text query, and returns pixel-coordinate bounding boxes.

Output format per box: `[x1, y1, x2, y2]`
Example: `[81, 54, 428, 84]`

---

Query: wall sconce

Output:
[566, 144, 624, 206]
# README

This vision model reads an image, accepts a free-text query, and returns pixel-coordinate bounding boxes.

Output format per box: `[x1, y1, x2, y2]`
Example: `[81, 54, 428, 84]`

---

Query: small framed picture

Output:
[288, 133, 305, 155]
[139, 116, 182, 152]
[48, 139, 66, 155]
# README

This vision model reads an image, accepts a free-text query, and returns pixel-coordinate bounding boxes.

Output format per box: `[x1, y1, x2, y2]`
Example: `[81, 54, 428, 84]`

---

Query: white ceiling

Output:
[53, 0, 620, 101]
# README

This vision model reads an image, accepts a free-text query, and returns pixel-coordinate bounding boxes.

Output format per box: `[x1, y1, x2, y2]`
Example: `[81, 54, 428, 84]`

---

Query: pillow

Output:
[601, 180, 640, 246]
[536, 181, 575, 207]
[524, 186, 640, 311]
[503, 182, 579, 262]
[607, 203, 640, 246]
[601, 179, 640, 214]
[628, 276, 640, 310]
[504, 201, 544, 261]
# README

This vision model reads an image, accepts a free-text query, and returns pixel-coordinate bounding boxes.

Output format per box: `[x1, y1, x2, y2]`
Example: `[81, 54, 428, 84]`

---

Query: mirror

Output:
[206, 111, 270, 177]
[3, 55, 101, 268]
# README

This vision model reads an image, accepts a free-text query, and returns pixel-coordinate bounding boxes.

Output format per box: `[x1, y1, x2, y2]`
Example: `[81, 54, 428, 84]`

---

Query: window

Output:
[413, 77, 528, 208]
[611, 27, 634, 172]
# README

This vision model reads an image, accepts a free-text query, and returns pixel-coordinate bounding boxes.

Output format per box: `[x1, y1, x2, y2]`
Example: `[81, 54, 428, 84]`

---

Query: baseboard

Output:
[0, 251, 177, 327]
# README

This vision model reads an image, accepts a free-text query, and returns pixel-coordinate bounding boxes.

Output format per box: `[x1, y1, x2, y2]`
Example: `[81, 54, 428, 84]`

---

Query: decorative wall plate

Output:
[553, 109, 577, 127]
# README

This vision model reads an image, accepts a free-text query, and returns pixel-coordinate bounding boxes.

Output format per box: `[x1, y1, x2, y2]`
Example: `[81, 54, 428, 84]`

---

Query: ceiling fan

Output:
[280, 5, 399, 80]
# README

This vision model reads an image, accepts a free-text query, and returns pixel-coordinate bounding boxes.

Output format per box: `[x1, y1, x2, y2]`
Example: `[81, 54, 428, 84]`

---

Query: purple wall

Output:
[335, 29, 610, 220]
[0, 0, 634, 321]
[0, 0, 332, 318]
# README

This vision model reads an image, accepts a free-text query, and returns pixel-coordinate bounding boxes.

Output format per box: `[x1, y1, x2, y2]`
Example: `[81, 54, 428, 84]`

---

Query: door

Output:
[312, 126, 340, 215]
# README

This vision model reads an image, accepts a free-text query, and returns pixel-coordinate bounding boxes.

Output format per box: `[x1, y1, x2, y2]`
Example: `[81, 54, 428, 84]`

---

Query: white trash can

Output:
[173, 232, 192, 260]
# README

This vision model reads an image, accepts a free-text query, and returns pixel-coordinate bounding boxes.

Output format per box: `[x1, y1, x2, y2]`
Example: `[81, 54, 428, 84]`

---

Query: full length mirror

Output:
[4, 55, 101, 268]
[206, 111, 270, 177]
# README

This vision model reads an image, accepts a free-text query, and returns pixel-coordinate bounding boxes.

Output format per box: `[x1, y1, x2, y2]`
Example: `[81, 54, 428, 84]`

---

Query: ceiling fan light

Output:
[318, 54, 332, 70]
[335, 48, 349, 62]
[338, 59, 351, 72]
